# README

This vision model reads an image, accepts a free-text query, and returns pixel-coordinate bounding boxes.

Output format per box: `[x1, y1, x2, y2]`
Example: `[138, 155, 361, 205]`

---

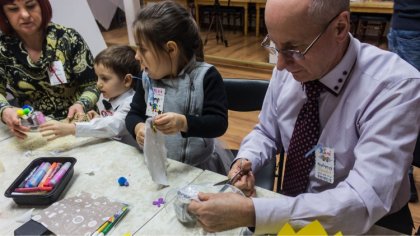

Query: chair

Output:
[223, 78, 278, 191]
[356, 14, 389, 46]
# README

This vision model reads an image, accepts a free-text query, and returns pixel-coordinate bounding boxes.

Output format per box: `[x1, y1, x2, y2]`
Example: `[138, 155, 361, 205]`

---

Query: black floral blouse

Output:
[0, 22, 99, 120]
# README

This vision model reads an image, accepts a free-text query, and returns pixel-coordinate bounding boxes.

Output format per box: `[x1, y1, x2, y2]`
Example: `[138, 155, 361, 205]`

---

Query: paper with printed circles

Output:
[32, 192, 127, 235]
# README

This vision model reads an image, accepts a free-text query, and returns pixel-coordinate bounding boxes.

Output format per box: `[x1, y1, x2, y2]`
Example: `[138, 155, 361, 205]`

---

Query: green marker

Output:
[100, 206, 129, 236]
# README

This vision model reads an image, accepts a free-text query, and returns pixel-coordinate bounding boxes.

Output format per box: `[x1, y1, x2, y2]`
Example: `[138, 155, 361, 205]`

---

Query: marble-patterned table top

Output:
[0, 130, 402, 235]
[0, 134, 204, 235]
[140, 171, 402, 235]
[0, 123, 12, 142]
[137, 170, 281, 235]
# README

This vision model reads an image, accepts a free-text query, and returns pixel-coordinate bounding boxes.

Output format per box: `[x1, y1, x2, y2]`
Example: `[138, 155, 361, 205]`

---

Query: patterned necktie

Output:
[282, 80, 323, 197]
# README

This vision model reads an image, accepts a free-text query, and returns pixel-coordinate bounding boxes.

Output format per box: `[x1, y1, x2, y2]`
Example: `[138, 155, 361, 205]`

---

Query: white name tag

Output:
[146, 87, 165, 117]
[47, 61, 68, 85]
[315, 146, 335, 184]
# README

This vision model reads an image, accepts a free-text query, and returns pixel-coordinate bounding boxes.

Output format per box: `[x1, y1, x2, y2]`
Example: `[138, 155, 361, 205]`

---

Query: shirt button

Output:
[334, 86, 339, 90]
[338, 78, 343, 83]
[343, 71, 348, 75]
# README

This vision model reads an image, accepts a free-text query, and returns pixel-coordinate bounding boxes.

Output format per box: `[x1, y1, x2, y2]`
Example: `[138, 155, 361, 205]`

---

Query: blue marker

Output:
[18, 166, 39, 188]
[25, 162, 51, 188]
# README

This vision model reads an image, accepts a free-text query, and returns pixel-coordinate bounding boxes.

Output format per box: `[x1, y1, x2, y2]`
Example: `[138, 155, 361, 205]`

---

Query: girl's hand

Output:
[135, 123, 146, 146]
[153, 112, 187, 135]
[39, 121, 75, 141]
[1, 107, 29, 139]
[87, 110, 99, 120]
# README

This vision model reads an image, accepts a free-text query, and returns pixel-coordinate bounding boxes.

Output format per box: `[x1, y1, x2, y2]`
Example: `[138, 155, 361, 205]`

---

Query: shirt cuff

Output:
[252, 197, 291, 234]
[74, 122, 89, 137]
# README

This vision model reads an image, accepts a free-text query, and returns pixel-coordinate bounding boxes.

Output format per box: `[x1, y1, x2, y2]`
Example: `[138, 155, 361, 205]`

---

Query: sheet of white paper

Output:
[143, 118, 169, 185]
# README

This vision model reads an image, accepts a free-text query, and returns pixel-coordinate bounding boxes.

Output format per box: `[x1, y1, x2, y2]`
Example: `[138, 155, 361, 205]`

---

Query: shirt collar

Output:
[103, 88, 135, 110]
[319, 34, 358, 96]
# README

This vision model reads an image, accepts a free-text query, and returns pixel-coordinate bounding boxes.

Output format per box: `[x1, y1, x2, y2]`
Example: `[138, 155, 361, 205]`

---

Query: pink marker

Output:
[47, 162, 71, 187]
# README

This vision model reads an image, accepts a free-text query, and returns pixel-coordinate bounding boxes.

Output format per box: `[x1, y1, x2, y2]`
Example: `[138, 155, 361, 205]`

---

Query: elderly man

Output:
[188, 0, 420, 234]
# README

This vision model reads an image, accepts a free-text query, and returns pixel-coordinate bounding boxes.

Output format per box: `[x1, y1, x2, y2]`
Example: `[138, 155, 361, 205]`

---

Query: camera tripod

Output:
[203, 0, 229, 47]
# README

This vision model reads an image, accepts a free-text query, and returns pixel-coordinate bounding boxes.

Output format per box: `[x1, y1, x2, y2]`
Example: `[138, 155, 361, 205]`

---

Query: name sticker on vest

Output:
[47, 61, 68, 85]
[315, 146, 335, 183]
[146, 87, 165, 116]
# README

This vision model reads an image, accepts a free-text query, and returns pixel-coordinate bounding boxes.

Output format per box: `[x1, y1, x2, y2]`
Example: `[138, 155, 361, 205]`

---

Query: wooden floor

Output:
[102, 26, 420, 234]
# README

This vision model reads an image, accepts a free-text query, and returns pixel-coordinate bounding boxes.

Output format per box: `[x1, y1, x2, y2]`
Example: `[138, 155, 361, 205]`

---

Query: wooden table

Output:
[350, 1, 394, 14]
[194, 0, 250, 36]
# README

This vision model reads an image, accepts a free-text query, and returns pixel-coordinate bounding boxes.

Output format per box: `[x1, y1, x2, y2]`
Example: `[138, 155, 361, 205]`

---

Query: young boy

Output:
[40, 46, 141, 147]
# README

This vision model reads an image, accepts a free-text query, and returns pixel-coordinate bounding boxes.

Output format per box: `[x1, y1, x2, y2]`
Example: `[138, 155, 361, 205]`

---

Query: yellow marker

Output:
[91, 221, 109, 236]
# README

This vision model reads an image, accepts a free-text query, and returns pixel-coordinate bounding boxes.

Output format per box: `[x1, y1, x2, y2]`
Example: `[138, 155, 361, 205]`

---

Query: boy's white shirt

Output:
[75, 89, 135, 139]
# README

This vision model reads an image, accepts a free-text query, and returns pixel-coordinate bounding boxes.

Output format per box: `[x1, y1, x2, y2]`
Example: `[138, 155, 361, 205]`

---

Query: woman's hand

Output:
[39, 121, 75, 141]
[1, 107, 29, 139]
[135, 122, 146, 146]
[153, 112, 187, 134]
[67, 103, 85, 120]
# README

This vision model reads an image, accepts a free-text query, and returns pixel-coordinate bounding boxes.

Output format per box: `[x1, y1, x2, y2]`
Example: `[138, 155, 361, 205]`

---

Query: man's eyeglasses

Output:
[261, 13, 341, 61]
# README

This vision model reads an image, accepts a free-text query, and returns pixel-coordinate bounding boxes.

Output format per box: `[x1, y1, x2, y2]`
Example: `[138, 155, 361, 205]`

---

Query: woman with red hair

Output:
[0, 0, 99, 139]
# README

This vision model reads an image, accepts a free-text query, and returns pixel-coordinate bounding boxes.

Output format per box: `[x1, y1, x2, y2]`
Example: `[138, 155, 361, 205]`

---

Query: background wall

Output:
[50, 0, 107, 57]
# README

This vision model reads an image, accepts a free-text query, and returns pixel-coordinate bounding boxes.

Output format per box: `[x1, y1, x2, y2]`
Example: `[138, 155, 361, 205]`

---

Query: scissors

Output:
[215, 159, 244, 192]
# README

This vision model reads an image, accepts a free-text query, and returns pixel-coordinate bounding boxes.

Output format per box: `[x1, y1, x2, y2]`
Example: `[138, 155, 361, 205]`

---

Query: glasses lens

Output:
[280, 50, 304, 61]
[291, 51, 304, 61]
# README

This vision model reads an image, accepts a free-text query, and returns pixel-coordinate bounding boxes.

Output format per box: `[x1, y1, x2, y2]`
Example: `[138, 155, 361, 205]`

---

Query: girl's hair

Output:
[0, 0, 52, 35]
[133, 0, 204, 69]
[94, 45, 141, 80]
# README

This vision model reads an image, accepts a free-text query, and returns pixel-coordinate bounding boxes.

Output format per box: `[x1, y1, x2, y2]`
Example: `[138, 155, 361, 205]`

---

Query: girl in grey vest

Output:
[125, 1, 231, 174]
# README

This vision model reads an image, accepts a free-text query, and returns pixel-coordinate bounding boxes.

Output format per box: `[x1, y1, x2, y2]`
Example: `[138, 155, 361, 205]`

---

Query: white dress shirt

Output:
[237, 35, 420, 234]
[75, 89, 137, 147]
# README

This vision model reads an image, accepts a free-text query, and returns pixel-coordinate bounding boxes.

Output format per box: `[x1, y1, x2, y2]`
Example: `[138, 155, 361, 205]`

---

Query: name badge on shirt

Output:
[315, 146, 335, 184]
[47, 61, 68, 86]
[146, 87, 165, 117]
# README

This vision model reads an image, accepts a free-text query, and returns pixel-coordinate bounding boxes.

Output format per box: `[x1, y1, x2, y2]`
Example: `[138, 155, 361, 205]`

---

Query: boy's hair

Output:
[0, 0, 52, 35]
[133, 1, 204, 66]
[94, 45, 141, 80]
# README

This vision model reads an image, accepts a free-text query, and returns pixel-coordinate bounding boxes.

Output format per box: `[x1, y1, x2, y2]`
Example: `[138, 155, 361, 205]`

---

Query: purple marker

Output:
[48, 162, 71, 187]
[25, 162, 51, 188]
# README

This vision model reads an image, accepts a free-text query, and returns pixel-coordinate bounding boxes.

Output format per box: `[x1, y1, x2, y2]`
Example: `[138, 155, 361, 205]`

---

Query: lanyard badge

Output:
[47, 61, 68, 85]
[314, 146, 335, 184]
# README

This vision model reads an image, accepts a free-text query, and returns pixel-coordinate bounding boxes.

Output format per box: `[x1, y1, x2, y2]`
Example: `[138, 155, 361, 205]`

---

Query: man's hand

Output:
[39, 121, 75, 141]
[67, 103, 84, 120]
[153, 112, 187, 134]
[1, 107, 29, 139]
[188, 192, 255, 232]
[228, 159, 256, 197]
[135, 122, 146, 146]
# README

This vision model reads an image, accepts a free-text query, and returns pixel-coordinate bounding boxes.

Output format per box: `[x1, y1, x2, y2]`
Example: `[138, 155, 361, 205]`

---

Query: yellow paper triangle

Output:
[278, 220, 343, 235]
[278, 223, 297, 235]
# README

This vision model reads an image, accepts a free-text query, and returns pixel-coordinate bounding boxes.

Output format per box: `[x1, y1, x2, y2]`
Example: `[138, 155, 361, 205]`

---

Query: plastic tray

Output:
[4, 157, 77, 205]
